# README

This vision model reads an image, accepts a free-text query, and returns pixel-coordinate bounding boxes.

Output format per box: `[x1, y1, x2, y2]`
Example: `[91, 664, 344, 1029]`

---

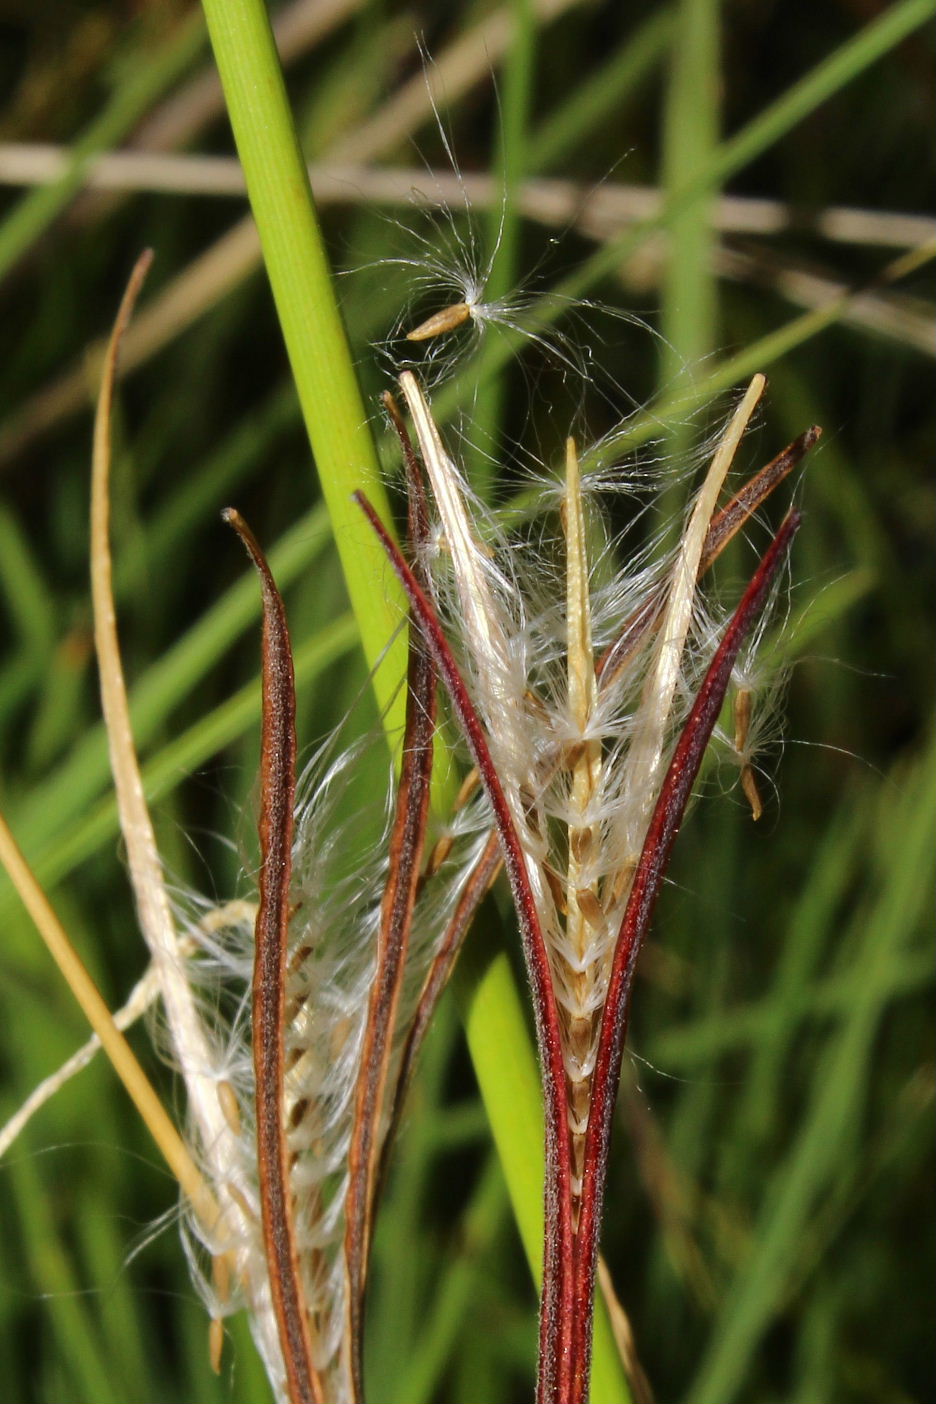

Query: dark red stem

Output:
[569, 508, 802, 1404]
[345, 404, 437, 1401]
[343, 595, 435, 1401]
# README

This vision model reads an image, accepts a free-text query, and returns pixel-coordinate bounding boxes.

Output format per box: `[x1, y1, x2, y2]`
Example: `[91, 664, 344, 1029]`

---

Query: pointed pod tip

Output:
[222, 509, 269, 582]
[221, 506, 249, 541]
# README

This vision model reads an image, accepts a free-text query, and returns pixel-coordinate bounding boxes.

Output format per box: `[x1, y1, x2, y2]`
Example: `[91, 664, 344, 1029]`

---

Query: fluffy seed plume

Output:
[359, 369, 814, 1404]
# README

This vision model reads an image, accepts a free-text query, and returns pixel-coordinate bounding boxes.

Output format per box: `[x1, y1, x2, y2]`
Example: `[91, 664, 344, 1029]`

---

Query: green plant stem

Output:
[199, 0, 406, 732]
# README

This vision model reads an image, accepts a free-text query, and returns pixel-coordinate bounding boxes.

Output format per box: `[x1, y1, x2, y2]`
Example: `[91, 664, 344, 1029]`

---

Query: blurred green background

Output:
[0, 2, 932, 1401]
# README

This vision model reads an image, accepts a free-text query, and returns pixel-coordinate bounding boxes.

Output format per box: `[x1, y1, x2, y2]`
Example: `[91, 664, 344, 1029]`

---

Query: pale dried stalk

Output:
[620, 374, 766, 848]
[90, 255, 280, 1377]
[91, 252, 231, 1169]
[0, 810, 219, 1230]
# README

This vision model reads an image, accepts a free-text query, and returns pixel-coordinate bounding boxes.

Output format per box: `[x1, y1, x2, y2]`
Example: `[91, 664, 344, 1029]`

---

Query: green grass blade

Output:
[199, 0, 407, 731]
